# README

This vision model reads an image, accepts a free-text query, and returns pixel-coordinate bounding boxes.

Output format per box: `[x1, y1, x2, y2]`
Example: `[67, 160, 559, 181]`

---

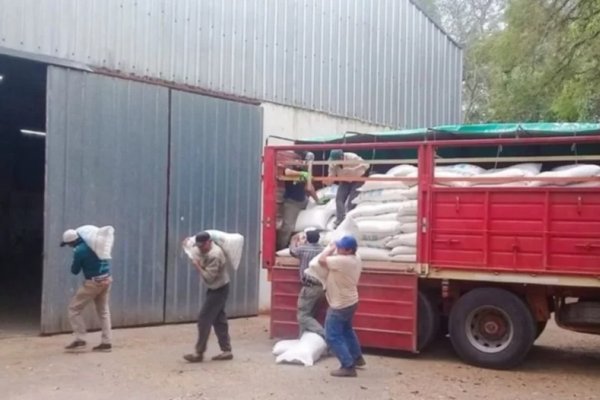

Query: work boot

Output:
[354, 356, 366, 367]
[330, 367, 357, 377]
[92, 343, 112, 352]
[211, 351, 233, 361]
[183, 353, 204, 363]
[64, 339, 86, 350]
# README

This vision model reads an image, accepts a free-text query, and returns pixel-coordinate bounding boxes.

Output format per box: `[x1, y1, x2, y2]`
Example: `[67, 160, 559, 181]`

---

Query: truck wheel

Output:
[449, 288, 536, 369]
[418, 291, 440, 351]
[535, 320, 548, 340]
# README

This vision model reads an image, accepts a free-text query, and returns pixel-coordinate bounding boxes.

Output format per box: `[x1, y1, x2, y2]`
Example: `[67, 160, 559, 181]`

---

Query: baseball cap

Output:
[329, 149, 343, 161]
[335, 235, 358, 251]
[60, 229, 79, 247]
[195, 231, 211, 245]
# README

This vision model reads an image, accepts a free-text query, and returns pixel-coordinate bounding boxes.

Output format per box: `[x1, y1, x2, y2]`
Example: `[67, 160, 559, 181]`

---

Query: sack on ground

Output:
[76, 225, 115, 260]
[275, 332, 327, 367]
[272, 339, 300, 356]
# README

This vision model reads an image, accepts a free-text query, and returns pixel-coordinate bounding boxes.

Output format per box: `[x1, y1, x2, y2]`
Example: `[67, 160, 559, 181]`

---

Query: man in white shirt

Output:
[318, 235, 365, 377]
[326, 149, 369, 227]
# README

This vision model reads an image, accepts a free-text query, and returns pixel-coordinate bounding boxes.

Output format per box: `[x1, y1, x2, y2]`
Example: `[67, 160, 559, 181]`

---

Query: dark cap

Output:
[329, 149, 343, 161]
[195, 231, 211, 245]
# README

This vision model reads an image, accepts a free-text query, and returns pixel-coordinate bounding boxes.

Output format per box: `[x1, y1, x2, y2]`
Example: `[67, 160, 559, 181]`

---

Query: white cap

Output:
[61, 229, 78, 246]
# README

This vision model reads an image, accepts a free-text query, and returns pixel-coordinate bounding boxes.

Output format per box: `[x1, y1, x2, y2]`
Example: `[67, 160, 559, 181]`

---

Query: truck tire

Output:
[448, 288, 536, 369]
[418, 291, 440, 351]
[535, 320, 548, 340]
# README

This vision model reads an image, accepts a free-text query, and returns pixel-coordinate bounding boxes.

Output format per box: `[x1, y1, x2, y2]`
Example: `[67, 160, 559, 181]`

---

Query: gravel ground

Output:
[1, 316, 599, 400]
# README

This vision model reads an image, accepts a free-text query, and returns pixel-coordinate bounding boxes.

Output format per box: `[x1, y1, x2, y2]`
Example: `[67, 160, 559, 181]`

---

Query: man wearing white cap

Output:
[61, 228, 113, 352]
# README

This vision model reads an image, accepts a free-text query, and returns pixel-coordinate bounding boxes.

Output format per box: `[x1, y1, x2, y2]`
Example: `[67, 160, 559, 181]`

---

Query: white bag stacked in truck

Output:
[76, 225, 115, 260]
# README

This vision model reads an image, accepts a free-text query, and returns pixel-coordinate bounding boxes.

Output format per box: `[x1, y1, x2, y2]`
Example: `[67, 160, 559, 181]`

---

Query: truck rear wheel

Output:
[449, 288, 536, 369]
[417, 291, 440, 351]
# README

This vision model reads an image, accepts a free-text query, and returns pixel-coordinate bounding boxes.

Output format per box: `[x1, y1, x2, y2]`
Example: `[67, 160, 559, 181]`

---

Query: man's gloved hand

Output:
[298, 171, 310, 182]
[316, 198, 328, 205]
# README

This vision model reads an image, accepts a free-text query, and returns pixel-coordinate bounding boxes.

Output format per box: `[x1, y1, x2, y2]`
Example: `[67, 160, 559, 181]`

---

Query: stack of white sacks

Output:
[279, 162, 600, 262]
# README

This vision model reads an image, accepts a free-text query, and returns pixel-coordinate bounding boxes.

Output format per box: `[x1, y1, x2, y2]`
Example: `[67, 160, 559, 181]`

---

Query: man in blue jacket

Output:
[61, 229, 113, 352]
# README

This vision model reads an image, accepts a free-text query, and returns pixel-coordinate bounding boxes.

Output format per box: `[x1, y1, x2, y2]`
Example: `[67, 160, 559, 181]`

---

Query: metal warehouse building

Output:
[0, 0, 462, 335]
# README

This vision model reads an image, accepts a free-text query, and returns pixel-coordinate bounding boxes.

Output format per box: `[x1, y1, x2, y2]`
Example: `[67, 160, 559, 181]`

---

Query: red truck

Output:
[262, 124, 600, 370]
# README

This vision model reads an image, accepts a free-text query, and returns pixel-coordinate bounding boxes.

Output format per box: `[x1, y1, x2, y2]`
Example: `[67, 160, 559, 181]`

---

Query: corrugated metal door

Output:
[165, 90, 262, 322]
[43, 67, 169, 333]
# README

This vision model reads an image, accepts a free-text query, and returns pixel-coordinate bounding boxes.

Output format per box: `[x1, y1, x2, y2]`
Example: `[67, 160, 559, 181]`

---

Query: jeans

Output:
[334, 182, 362, 226]
[325, 303, 362, 369]
[196, 283, 232, 355]
[297, 283, 325, 337]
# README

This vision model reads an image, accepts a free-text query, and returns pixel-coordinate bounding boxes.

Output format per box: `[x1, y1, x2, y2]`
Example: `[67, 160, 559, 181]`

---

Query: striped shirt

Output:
[290, 242, 324, 282]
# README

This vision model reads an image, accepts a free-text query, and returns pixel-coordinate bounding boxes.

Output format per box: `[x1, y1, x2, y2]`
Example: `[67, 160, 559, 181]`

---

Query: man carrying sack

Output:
[184, 231, 233, 363]
[62, 228, 113, 352]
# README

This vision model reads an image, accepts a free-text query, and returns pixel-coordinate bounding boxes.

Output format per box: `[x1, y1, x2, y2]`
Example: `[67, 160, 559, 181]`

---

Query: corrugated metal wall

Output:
[0, 0, 462, 128]
[165, 91, 263, 322]
[43, 67, 169, 333]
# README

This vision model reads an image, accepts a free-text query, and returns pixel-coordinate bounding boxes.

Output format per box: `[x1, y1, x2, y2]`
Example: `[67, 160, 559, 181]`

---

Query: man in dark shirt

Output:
[277, 152, 319, 250]
[290, 230, 325, 337]
[61, 229, 113, 352]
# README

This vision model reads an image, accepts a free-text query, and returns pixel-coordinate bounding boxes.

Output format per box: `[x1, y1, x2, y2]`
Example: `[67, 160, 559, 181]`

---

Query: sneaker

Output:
[354, 356, 366, 367]
[183, 353, 204, 363]
[92, 343, 112, 352]
[64, 340, 86, 350]
[330, 367, 357, 378]
[211, 351, 233, 361]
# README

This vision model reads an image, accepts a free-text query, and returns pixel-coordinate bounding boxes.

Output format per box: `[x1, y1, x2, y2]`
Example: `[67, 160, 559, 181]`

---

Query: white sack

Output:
[400, 222, 418, 233]
[409, 170, 471, 188]
[272, 339, 300, 356]
[405, 185, 419, 200]
[276, 248, 291, 257]
[357, 220, 402, 240]
[294, 203, 336, 231]
[361, 237, 393, 249]
[316, 185, 338, 201]
[352, 188, 409, 204]
[397, 200, 418, 217]
[437, 163, 486, 176]
[275, 332, 327, 367]
[347, 202, 404, 218]
[357, 247, 394, 261]
[358, 174, 408, 192]
[354, 213, 399, 222]
[386, 164, 418, 177]
[397, 215, 418, 223]
[528, 164, 600, 187]
[183, 231, 244, 271]
[386, 232, 417, 248]
[205, 230, 245, 271]
[76, 225, 115, 260]
[391, 254, 417, 262]
[389, 246, 416, 256]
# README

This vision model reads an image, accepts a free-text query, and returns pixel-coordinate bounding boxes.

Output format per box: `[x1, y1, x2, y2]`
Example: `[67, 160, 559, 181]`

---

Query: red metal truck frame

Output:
[263, 134, 600, 369]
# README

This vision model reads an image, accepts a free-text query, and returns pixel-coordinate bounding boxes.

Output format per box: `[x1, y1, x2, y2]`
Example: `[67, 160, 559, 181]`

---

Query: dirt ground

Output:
[1, 316, 599, 400]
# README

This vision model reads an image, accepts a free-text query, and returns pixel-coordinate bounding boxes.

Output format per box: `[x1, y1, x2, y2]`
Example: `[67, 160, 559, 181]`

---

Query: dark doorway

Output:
[0, 55, 46, 337]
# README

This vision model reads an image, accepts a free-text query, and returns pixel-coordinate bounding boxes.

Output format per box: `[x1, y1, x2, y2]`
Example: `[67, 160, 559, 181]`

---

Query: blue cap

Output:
[329, 149, 343, 161]
[335, 235, 358, 251]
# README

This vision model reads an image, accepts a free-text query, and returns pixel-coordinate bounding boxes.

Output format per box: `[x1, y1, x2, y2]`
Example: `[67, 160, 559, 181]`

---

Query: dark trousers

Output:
[196, 283, 232, 355]
[335, 181, 362, 225]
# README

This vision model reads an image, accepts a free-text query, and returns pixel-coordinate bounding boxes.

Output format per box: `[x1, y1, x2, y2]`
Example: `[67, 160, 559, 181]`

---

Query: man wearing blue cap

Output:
[326, 149, 369, 227]
[318, 235, 364, 377]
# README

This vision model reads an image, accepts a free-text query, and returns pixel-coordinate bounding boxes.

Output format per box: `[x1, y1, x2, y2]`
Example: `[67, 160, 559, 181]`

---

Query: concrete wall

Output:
[257, 103, 392, 312]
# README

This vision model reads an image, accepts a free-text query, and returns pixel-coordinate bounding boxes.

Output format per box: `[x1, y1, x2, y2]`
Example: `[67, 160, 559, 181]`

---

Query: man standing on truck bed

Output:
[61, 229, 113, 352]
[277, 151, 319, 250]
[290, 229, 325, 338]
[326, 149, 369, 228]
[318, 235, 365, 377]
[184, 231, 233, 363]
